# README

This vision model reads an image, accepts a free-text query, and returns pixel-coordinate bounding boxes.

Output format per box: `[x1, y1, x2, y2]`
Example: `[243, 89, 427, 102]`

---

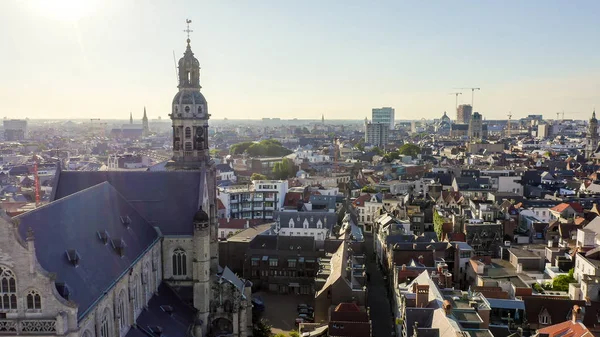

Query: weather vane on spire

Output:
[184, 19, 193, 42]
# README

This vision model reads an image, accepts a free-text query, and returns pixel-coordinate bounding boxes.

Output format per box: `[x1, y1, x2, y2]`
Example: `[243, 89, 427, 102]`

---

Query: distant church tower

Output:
[130, 111, 133, 124]
[142, 106, 149, 136]
[586, 110, 598, 159]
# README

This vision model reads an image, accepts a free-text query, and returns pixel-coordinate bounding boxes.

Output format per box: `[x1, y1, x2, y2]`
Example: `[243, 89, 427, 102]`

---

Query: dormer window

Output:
[97, 230, 109, 245]
[289, 219, 294, 228]
[539, 313, 550, 325]
[120, 216, 131, 226]
[111, 239, 127, 257]
[65, 249, 81, 266]
[303, 219, 309, 229]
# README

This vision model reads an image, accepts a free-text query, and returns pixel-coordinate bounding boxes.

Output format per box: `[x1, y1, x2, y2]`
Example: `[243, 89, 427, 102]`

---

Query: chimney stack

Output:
[572, 305, 581, 323]
[443, 300, 452, 316]
[418, 255, 424, 265]
[415, 284, 429, 307]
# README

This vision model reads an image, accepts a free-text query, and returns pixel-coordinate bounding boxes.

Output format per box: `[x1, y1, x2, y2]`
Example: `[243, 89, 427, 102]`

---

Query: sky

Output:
[1, 0, 600, 121]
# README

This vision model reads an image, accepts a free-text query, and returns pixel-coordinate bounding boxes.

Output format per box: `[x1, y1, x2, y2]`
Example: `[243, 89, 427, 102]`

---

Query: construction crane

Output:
[506, 112, 512, 138]
[456, 87, 481, 110]
[449, 92, 462, 113]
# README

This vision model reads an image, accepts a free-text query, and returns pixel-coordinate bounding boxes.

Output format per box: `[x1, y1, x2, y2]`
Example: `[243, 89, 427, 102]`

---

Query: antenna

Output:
[172, 50, 178, 83]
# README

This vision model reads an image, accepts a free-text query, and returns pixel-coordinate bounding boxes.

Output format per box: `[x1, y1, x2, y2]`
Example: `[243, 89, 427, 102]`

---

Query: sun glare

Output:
[29, 0, 96, 22]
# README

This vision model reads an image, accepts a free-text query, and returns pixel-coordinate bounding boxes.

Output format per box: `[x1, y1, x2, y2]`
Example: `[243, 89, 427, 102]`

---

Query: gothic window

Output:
[116, 290, 127, 330]
[136, 276, 142, 311]
[172, 248, 187, 276]
[185, 127, 191, 138]
[100, 308, 111, 337]
[185, 142, 193, 151]
[26, 290, 41, 310]
[0, 266, 17, 310]
[132, 275, 139, 313]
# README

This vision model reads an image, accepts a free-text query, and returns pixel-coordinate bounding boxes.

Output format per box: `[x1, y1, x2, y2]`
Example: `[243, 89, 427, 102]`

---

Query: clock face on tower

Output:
[184, 106, 191, 113]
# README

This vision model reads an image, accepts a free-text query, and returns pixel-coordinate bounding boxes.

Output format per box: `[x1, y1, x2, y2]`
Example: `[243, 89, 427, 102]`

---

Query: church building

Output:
[0, 22, 251, 337]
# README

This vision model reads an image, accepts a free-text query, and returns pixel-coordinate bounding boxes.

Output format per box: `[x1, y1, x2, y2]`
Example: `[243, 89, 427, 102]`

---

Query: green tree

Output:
[251, 173, 268, 181]
[289, 332, 300, 337]
[230, 140, 292, 157]
[253, 319, 272, 337]
[361, 186, 377, 193]
[372, 147, 384, 156]
[398, 143, 421, 158]
[552, 271, 576, 291]
[355, 139, 365, 152]
[272, 158, 295, 179]
[433, 210, 448, 240]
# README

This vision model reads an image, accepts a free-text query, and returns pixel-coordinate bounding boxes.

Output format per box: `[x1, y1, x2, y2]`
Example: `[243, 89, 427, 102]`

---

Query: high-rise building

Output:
[372, 107, 395, 130]
[365, 121, 389, 147]
[456, 104, 473, 124]
[3, 119, 27, 141]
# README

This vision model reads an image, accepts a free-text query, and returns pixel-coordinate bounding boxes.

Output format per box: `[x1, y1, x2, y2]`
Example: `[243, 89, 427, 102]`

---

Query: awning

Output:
[289, 282, 300, 287]
[269, 258, 278, 261]
[262, 256, 269, 261]
[251, 257, 260, 261]
[298, 257, 305, 263]
[305, 258, 315, 263]
[288, 258, 297, 262]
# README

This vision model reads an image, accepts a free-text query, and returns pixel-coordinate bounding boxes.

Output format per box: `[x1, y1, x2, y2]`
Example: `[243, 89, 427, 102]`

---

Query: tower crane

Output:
[456, 87, 481, 110]
[449, 92, 462, 113]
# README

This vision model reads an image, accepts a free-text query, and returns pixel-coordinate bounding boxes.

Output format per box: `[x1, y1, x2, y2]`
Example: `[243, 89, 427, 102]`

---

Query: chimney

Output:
[572, 305, 581, 323]
[415, 285, 429, 307]
[443, 300, 452, 316]
[402, 264, 407, 271]
[246, 220, 249, 229]
[418, 255, 424, 265]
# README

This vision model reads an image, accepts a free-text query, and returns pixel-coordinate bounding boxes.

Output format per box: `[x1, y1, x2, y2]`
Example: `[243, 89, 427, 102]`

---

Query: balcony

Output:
[0, 319, 57, 334]
[230, 198, 239, 203]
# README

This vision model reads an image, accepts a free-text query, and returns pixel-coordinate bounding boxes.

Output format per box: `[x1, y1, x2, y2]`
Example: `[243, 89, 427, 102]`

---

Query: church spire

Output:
[129, 112, 133, 124]
[143, 106, 147, 120]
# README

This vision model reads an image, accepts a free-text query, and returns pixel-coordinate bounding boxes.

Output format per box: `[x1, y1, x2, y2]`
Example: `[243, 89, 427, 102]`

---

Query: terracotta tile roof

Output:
[217, 199, 226, 210]
[550, 203, 572, 213]
[537, 320, 593, 337]
[569, 202, 584, 214]
[352, 194, 371, 207]
[574, 217, 588, 226]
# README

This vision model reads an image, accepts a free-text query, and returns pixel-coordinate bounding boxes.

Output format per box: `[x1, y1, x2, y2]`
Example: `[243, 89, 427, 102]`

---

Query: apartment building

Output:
[217, 180, 288, 220]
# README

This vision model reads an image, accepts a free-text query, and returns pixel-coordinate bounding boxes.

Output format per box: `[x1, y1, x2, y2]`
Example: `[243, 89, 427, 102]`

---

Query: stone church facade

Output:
[0, 27, 251, 337]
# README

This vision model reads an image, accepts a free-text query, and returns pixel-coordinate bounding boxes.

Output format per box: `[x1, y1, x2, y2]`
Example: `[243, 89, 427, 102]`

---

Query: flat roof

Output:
[227, 223, 273, 243]
[508, 248, 540, 259]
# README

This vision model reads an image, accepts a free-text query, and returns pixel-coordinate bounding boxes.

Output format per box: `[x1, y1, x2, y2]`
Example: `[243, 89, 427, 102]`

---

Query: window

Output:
[539, 314, 550, 324]
[132, 275, 138, 312]
[172, 248, 187, 276]
[197, 106, 202, 114]
[100, 309, 111, 337]
[26, 290, 41, 310]
[0, 266, 17, 310]
[269, 259, 278, 267]
[185, 142, 192, 151]
[251, 259, 259, 267]
[288, 260, 297, 268]
[185, 127, 191, 138]
[116, 290, 127, 330]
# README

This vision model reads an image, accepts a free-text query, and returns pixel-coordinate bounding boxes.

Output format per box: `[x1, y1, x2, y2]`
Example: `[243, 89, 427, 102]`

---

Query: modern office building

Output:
[364, 121, 389, 147]
[456, 104, 473, 124]
[217, 180, 289, 220]
[372, 107, 395, 130]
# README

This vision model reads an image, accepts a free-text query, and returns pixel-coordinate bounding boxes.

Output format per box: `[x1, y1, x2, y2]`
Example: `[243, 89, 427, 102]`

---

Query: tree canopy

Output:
[252, 319, 272, 337]
[398, 143, 421, 158]
[230, 139, 292, 157]
[272, 158, 296, 179]
[251, 173, 268, 181]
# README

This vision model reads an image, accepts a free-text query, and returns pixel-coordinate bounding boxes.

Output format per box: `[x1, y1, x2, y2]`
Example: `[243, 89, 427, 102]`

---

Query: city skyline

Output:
[2, 0, 600, 120]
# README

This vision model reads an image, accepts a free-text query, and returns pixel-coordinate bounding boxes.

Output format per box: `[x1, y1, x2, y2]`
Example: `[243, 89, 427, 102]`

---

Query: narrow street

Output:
[365, 234, 394, 337]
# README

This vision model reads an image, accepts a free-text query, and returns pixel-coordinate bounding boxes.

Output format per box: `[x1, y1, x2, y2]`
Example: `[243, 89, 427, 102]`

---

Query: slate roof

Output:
[275, 211, 336, 230]
[52, 170, 204, 235]
[125, 283, 196, 337]
[522, 296, 585, 327]
[16, 182, 160, 321]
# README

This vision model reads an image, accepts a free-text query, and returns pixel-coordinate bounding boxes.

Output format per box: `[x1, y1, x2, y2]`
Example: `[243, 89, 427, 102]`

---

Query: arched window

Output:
[100, 309, 111, 337]
[116, 290, 127, 330]
[26, 290, 41, 310]
[197, 106, 202, 114]
[136, 276, 142, 311]
[185, 127, 191, 138]
[172, 249, 187, 276]
[131, 275, 138, 313]
[0, 266, 17, 310]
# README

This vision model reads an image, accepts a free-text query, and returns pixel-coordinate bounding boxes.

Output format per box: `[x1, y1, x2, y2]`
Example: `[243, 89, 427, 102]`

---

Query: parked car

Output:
[298, 308, 312, 315]
[297, 304, 313, 312]
[252, 297, 265, 312]
[297, 313, 314, 322]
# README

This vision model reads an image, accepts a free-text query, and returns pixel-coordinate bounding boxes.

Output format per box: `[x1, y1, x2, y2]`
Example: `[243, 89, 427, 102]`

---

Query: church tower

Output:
[585, 110, 598, 159]
[167, 24, 210, 169]
[142, 106, 149, 136]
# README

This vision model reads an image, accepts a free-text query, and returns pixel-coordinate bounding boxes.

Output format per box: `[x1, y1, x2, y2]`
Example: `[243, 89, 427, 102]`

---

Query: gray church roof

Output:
[126, 283, 196, 337]
[52, 170, 205, 235]
[17, 182, 160, 321]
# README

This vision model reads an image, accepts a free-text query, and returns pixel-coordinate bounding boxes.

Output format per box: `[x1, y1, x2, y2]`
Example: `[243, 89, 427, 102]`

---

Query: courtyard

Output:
[254, 291, 314, 335]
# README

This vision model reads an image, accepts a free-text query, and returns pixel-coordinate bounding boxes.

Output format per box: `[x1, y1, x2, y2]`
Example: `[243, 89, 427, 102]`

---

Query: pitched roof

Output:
[17, 182, 160, 321]
[550, 203, 575, 213]
[125, 283, 196, 337]
[353, 194, 371, 207]
[521, 296, 585, 327]
[52, 170, 204, 235]
[275, 211, 336, 230]
[536, 320, 593, 337]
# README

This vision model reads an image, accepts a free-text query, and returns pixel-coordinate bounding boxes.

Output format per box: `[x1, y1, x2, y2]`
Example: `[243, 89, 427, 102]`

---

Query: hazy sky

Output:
[1, 0, 600, 121]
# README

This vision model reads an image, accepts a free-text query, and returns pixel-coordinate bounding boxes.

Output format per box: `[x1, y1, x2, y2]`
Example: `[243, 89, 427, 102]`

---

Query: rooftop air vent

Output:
[97, 230, 109, 245]
[65, 249, 80, 266]
[120, 216, 132, 226]
[111, 238, 127, 257]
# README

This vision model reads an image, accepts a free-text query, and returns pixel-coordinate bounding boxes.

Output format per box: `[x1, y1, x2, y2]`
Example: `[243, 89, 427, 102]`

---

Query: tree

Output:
[361, 186, 376, 193]
[433, 210, 448, 240]
[253, 319, 272, 337]
[289, 332, 300, 337]
[354, 139, 365, 152]
[230, 140, 292, 157]
[251, 173, 268, 181]
[272, 158, 295, 179]
[552, 270, 576, 291]
[372, 147, 384, 156]
[398, 143, 421, 158]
